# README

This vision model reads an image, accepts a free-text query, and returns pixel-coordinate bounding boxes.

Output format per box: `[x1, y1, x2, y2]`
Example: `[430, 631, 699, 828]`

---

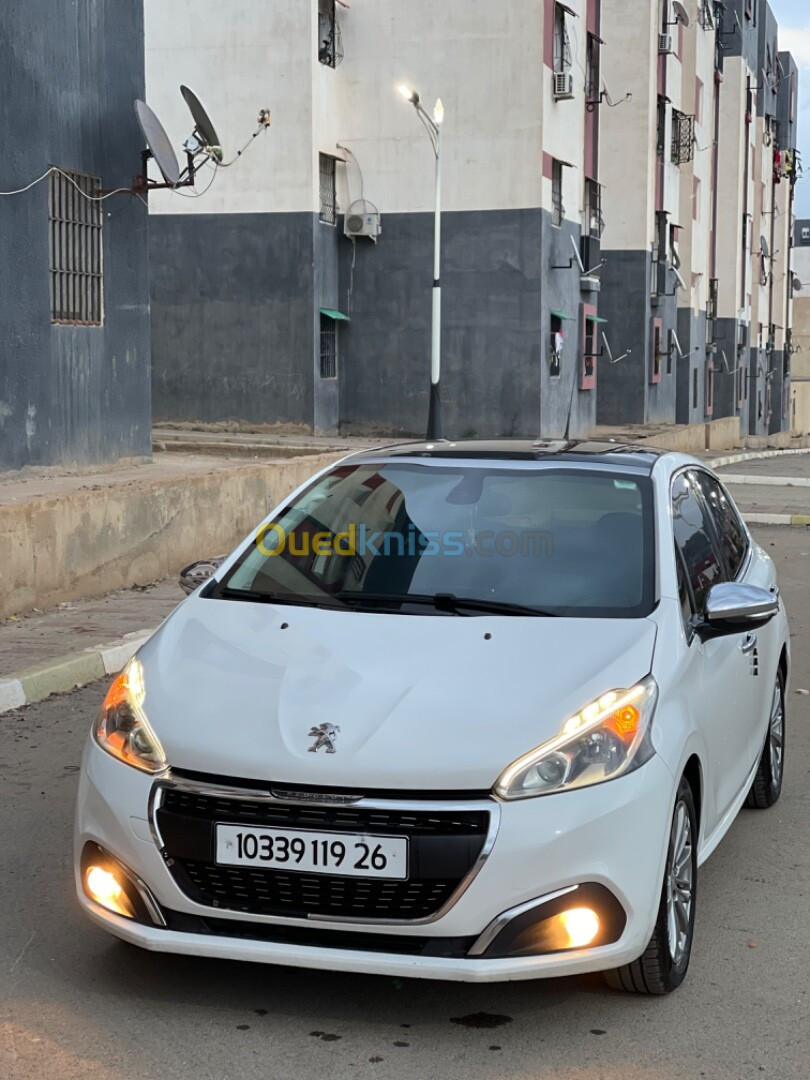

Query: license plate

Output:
[215, 823, 408, 880]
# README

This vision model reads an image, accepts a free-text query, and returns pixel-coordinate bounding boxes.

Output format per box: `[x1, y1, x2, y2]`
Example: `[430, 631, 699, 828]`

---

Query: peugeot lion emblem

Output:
[308, 722, 341, 754]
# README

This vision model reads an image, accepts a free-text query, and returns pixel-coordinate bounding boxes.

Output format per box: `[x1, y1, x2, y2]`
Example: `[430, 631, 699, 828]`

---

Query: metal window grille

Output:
[585, 34, 600, 103]
[48, 168, 103, 325]
[699, 0, 714, 30]
[656, 97, 667, 158]
[319, 154, 337, 224]
[551, 161, 564, 228]
[585, 179, 604, 238]
[318, 0, 337, 67]
[553, 5, 572, 73]
[320, 314, 338, 378]
[671, 111, 695, 165]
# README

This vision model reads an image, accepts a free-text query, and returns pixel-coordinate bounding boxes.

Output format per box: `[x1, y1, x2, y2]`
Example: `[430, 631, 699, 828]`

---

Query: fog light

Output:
[559, 907, 600, 948]
[85, 865, 136, 919]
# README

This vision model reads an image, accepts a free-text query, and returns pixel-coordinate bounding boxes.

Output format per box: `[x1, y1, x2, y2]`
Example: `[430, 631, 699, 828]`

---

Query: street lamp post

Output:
[398, 85, 444, 440]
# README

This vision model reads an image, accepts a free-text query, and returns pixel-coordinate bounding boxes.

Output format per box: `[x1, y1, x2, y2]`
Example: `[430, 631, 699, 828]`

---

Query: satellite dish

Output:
[794, 276, 803, 293]
[672, 1, 690, 26]
[760, 235, 770, 258]
[180, 85, 222, 152]
[135, 100, 180, 185]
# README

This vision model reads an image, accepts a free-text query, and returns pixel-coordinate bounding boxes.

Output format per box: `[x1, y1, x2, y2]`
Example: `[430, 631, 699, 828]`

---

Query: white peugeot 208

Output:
[75, 441, 788, 994]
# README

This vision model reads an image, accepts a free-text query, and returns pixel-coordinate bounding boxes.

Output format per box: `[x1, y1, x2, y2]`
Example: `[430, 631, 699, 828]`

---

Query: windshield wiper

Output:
[216, 587, 343, 609]
[432, 594, 558, 617]
[335, 591, 556, 617]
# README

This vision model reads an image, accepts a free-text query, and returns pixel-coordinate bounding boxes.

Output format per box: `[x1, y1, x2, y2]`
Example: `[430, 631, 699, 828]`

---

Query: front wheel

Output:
[746, 668, 785, 809]
[605, 775, 697, 994]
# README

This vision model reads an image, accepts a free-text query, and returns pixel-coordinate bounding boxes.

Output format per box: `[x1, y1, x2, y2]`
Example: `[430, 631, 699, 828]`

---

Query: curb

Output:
[708, 447, 810, 468]
[744, 513, 810, 527]
[718, 474, 810, 487]
[0, 629, 154, 716]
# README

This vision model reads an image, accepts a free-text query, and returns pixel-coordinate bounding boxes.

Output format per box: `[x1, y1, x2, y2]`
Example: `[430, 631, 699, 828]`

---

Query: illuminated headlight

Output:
[94, 659, 167, 774]
[494, 676, 658, 800]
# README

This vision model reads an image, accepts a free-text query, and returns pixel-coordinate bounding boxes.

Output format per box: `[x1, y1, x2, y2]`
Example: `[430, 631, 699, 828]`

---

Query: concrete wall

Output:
[0, 453, 344, 619]
[0, 0, 151, 471]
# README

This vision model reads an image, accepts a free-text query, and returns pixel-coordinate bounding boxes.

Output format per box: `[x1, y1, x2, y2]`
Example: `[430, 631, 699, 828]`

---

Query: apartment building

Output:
[146, 0, 797, 439]
[146, 0, 606, 438]
[598, 0, 798, 436]
[791, 219, 810, 434]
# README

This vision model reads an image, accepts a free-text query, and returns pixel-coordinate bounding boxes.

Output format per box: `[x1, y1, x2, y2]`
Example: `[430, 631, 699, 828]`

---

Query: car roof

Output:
[347, 439, 668, 474]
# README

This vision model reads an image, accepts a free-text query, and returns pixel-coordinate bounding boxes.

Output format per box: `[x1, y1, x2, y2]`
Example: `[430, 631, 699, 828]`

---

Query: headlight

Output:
[94, 659, 167, 774]
[494, 676, 658, 800]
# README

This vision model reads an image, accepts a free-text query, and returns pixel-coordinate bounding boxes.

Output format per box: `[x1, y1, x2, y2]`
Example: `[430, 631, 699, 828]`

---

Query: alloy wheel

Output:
[665, 799, 694, 966]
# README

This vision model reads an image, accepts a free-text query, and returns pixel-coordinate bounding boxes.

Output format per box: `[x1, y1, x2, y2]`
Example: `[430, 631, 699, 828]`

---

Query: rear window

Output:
[219, 463, 656, 618]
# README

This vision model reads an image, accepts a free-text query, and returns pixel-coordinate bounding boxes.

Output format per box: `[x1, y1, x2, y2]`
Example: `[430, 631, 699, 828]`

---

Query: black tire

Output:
[746, 667, 785, 809]
[605, 775, 698, 995]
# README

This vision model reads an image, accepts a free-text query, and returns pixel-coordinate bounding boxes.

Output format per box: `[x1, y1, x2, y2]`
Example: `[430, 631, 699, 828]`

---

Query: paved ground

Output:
[0, 579, 182, 676]
[717, 452, 810, 518]
[0, 524, 808, 1079]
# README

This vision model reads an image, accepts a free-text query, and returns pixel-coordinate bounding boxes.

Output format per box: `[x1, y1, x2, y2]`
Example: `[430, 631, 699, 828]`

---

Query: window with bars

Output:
[48, 168, 103, 325]
[671, 110, 695, 165]
[319, 154, 337, 224]
[553, 5, 572, 74]
[551, 160, 564, 228]
[584, 179, 604, 239]
[318, 0, 337, 67]
[320, 313, 338, 378]
[656, 96, 667, 158]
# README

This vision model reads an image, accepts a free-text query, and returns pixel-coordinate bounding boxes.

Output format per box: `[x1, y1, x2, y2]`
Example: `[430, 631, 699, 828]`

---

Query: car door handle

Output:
[740, 632, 758, 655]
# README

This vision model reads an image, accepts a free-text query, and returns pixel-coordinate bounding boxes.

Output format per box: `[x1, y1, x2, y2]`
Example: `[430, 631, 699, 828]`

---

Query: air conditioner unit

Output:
[553, 72, 574, 100]
[737, 323, 748, 350]
[344, 199, 381, 242]
[658, 33, 673, 54]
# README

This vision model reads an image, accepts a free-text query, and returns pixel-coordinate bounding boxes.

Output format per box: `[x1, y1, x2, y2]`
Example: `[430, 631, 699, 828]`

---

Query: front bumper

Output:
[75, 738, 676, 982]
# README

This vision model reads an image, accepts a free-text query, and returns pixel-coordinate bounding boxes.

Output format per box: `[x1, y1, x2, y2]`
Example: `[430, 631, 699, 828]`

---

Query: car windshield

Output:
[215, 462, 655, 618]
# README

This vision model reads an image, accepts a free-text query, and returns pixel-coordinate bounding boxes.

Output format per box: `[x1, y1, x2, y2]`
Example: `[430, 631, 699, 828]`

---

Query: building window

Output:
[551, 160, 564, 227]
[581, 310, 599, 390]
[319, 154, 337, 224]
[692, 367, 699, 409]
[657, 96, 667, 158]
[705, 361, 714, 416]
[585, 34, 600, 104]
[651, 318, 663, 383]
[319, 313, 338, 378]
[695, 78, 704, 126]
[584, 179, 603, 239]
[553, 4, 572, 74]
[48, 168, 103, 326]
[671, 110, 695, 164]
[745, 0, 754, 21]
[549, 314, 564, 378]
[737, 362, 745, 406]
[693, 176, 701, 221]
[318, 0, 339, 67]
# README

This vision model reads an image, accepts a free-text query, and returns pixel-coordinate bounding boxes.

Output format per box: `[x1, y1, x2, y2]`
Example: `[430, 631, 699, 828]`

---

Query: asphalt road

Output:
[1, 525, 808, 1080]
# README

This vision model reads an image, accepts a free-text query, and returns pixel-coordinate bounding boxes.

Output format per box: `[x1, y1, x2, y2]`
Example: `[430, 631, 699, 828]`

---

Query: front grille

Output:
[160, 788, 489, 836]
[174, 860, 458, 920]
[155, 784, 492, 923]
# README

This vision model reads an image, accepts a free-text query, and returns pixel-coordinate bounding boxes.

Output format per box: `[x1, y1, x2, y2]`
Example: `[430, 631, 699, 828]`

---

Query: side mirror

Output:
[694, 582, 779, 638]
[179, 556, 226, 596]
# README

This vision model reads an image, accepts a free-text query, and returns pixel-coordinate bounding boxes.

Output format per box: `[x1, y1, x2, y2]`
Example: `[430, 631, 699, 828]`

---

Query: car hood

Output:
[139, 597, 658, 791]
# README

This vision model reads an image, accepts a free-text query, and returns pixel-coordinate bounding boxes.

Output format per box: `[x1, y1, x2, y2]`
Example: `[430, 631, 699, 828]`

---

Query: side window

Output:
[692, 472, 747, 579]
[671, 472, 725, 612]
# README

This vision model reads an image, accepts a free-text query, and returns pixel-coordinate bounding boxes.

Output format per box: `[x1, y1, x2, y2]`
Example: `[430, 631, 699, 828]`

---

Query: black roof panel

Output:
[348, 439, 668, 472]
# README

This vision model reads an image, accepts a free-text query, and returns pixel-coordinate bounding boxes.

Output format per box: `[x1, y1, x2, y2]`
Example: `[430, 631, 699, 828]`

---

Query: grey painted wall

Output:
[676, 308, 709, 424]
[150, 214, 316, 427]
[338, 209, 557, 439]
[0, 0, 150, 471]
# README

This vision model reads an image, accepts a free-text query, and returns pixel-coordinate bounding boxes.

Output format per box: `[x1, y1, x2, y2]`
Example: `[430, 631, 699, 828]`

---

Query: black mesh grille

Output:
[174, 860, 458, 920]
[156, 786, 491, 922]
[160, 788, 489, 836]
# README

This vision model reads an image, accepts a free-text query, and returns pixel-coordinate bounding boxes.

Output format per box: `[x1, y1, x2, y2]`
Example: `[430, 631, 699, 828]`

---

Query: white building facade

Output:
[145, 0, 797, 438]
